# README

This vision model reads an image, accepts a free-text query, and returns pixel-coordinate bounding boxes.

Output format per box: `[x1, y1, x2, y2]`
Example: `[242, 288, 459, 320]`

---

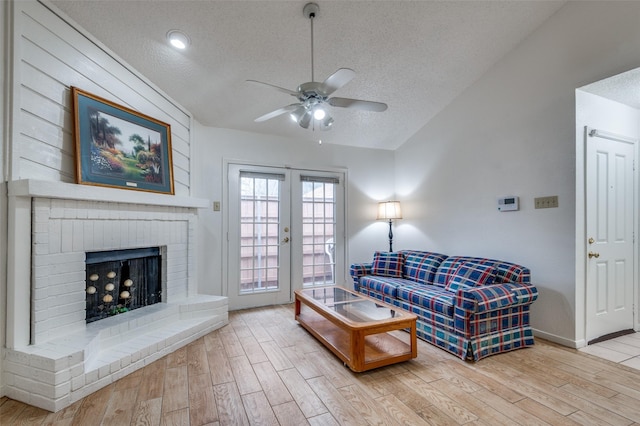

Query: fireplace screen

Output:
[85, 247, 161, 323]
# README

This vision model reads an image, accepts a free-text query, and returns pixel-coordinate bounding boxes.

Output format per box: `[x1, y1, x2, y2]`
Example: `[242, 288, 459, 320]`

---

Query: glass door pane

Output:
[299, 176, 341, 288]
[240, 173, 282, 292]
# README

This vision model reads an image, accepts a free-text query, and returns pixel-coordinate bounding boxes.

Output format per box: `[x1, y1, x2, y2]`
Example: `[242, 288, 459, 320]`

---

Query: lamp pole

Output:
[387, 219, 394, 252]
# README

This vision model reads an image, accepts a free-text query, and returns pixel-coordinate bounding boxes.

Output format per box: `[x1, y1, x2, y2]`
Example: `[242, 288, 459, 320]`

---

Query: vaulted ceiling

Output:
[51, 1, 565, 150]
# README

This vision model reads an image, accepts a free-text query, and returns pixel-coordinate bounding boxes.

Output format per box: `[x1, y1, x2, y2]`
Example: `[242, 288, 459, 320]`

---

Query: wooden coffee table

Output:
[294, 286, 417, 372]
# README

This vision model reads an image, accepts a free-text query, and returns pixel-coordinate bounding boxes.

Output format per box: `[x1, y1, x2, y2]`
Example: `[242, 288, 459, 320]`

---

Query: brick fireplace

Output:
[3, 180, 228, 412]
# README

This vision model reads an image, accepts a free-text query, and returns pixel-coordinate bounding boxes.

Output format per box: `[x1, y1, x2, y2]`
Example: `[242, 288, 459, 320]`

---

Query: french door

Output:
[227, 164, 344, 310]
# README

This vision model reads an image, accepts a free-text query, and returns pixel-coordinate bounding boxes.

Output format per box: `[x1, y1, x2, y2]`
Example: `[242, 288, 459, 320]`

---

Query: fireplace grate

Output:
[85, 247, 161, 323]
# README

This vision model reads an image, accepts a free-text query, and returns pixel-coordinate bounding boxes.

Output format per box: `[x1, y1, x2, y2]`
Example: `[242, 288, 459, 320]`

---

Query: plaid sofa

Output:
[349, 250, 538, 361]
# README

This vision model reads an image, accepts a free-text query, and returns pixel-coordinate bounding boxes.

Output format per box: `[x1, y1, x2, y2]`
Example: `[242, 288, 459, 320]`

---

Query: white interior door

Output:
[585, 128, 636, 342]
[228, 165, 291, 310]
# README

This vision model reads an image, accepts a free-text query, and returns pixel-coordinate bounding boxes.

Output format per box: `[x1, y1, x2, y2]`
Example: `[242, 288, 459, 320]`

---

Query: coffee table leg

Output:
[411, 321, 417, 358]
[352, 330, 365, 372]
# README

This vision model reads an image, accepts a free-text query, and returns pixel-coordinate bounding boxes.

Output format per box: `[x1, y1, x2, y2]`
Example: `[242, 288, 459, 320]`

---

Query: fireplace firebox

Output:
[85, 247, 162, 323]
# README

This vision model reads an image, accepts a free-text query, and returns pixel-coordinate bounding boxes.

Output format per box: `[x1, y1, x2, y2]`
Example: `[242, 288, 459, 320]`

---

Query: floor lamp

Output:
[377, 201, 402, 252]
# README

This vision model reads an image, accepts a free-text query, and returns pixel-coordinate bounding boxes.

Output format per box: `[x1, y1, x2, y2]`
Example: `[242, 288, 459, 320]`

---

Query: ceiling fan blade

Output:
[246, 80, 299, 97]
[320, 68, 355, 96]
[328, 97, 388, 112]
[254, 104, 299, 122]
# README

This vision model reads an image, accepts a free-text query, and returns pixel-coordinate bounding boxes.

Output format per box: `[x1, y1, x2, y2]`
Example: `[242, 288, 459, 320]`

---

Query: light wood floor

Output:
[2, 304, 640, 425]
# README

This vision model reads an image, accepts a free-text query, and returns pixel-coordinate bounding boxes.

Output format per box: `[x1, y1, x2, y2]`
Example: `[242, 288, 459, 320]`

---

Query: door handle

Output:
[282, 237, 290, 243]
[588, 251, 600, 259]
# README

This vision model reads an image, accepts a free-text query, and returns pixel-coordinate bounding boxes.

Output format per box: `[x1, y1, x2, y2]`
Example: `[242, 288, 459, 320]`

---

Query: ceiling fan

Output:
[247, 2, 388, 131]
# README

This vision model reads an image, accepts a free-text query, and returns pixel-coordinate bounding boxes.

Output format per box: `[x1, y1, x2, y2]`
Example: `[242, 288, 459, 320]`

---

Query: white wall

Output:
[191, 124, 395, 297]
[394, 1, 640, 346]
[575, 90, 640, 344]
[1, 0, 9, 398]
[0, 183, 5, 394]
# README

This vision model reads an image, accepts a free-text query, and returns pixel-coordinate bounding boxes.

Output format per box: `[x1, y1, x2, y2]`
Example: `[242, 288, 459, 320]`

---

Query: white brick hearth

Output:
[3, 180, 228, 412]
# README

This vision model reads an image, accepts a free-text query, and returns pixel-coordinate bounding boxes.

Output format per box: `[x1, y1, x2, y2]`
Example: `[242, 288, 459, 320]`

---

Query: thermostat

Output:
[498, 196, 519, 212]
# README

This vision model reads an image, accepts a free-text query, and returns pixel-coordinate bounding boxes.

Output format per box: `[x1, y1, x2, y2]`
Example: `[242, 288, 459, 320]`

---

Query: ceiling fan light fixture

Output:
[313, 107, 326, 120]
[319, 115, 334, 131]
[298, 110, 313, 129]
[290, 106, 306, 123]
[167, 30, 190, 49]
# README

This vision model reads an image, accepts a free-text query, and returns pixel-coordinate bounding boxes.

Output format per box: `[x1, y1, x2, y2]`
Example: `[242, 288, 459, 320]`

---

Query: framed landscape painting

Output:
[72, 87, 175, 195]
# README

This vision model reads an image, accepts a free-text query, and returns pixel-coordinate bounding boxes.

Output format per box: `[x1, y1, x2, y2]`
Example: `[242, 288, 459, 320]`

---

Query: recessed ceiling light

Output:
[166, 30, 190, 49]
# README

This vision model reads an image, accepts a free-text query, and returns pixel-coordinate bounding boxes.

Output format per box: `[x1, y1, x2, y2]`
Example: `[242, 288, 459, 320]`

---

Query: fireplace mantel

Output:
[8, 179, 210, 209]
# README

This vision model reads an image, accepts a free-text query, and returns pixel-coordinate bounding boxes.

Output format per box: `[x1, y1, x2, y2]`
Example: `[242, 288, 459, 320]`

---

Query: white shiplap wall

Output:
[9, 0, 192, 194]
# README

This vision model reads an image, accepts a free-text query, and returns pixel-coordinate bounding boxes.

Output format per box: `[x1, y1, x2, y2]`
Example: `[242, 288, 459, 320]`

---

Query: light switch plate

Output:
[534, 196, 558, 209]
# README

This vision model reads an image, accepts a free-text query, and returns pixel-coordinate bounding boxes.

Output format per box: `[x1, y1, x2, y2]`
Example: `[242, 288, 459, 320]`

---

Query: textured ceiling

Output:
[51, 1, 565, 150]
[581, 67, 640, 110]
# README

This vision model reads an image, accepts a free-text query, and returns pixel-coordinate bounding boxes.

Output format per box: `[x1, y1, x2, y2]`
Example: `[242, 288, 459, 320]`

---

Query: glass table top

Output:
[299, 287, 407, 323]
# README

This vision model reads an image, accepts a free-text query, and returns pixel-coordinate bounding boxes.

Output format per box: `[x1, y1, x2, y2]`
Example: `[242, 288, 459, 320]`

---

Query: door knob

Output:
[282, 237, 290, 243]
[588, 251, 600, 259]
[588, 237, 594, 244]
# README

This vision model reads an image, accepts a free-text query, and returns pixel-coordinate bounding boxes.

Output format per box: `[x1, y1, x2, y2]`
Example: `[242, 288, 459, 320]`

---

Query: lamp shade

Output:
[377, 201, 402, 220]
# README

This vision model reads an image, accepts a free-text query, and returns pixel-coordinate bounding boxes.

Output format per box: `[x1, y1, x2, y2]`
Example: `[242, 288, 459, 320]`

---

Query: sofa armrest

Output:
[455, 283, 538, 314]
[349, 263, 372, 291]
[453, 283, 538, 338]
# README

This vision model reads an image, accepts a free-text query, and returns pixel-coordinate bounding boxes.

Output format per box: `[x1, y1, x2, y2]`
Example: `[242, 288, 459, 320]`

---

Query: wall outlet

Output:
[534, 195, 558, 209]
[213, 201, 221, 211]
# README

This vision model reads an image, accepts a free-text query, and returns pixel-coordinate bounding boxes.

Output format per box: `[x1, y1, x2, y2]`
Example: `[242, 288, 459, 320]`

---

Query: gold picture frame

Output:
[72, 87, 175, 195]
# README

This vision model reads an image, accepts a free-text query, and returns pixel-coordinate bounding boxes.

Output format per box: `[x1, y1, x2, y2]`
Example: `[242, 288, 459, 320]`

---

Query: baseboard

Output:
[533, 328, 583, 348]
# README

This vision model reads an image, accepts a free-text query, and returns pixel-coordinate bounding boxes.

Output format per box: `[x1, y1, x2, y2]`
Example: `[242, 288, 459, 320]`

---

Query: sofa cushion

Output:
[445, 262, 496, 292]
[434, 256, 531, 287]
[402, 251, 448, 285]
[359, 276, 413, 299]
[397, 284, 455, 317]
[372, 251, 403, 277]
